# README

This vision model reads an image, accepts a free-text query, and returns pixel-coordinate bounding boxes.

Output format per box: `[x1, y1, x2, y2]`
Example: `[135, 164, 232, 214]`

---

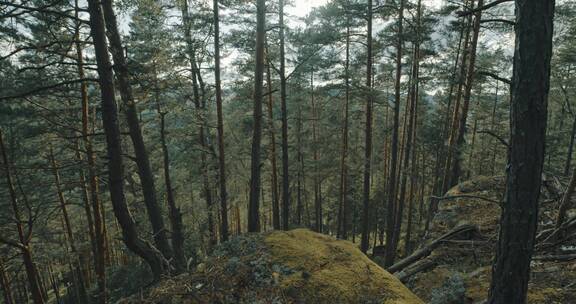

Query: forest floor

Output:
[407, 175, 576, 303]
[119, 229, 423, 304]
[117, 175, 576, 304]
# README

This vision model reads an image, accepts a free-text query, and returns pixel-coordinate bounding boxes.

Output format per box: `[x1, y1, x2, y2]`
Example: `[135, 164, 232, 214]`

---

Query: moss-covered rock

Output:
[119, 229, 423, 304]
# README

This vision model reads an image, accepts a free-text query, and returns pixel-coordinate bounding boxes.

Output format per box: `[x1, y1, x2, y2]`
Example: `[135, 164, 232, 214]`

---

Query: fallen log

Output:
[532, 254, 576, 262]
[395, 258, 437, 283]
[387, 224, 478, 274]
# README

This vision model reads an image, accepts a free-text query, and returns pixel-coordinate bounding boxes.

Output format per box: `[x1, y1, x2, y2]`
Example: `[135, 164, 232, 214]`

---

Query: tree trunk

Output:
[86, 0, 169, 280]
[0, 259, 14, 304]
[451, 0, 483, 185]
[74, 0, 107, 298]
[311, 70, 322, 233]
[0, 131, 45, 304]
[48, 147, 89, 302]
[154, 71, 186, 273]
[213, 0, 229, 242]
[564, 113, 576, 176]
[265, 55, 281, 230]
[556, 168, 576, 231]
[337, 17, 351, 240]
[248, 0, 266, 232]
[100, 0, 173, 261]
[404, 5, 422, 255]
[279, 0, 290, 231]
[360, 0, 374, 254]
[181, 0, 216, 248]
[488, 0, 555, 302]
[434, 19, 466, 197]
[441, 5, 474, 195]
[384, 0, 404, 266]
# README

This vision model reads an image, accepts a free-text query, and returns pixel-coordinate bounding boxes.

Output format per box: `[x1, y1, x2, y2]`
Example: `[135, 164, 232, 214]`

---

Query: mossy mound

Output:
[265, 229, 423, 304]
[120, 229, 423, 304]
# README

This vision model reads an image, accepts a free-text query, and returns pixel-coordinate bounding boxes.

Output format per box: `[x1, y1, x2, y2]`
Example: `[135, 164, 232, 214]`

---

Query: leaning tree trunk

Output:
[86, 0, 169, 280]
[248, 0, 266, 232]
[488, 0, 555, 302]
[100, 0, 173, 261]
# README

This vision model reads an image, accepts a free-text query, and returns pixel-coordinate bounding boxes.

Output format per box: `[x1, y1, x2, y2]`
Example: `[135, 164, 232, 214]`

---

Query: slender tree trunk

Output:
[404, 0, 422, 256]
[441, 5, 474, 195]
[451, 0, 483, 185]
[181, 0, 216, 247]
[48, 147, 88, 302]
[0, 131, 44, 304]
[0, 259, 14, 304]
[490, 80, 500, 175]
[310, 71, 322, 232]
[86, 0, 169, 280]
[74, 0, 107, 298]
[248, 0, 266, 232]
[556, 167, 576, 232]
[434, 21, 466, 196]
[100, 0, 173, 261]
[154, 70, 186, 273]
[337, 18, 351, 239]
[564, 112, 576, 176]
[265, 57, 281, 230]
[360, 0, 373, 254]
[488, 0, 555, 302]
[213, 0, 229, 242]
[296, 95, 304, 226]
[391, 42, 418, 263]
[279, 0, 290, 231]
[384, 0, 404, 266]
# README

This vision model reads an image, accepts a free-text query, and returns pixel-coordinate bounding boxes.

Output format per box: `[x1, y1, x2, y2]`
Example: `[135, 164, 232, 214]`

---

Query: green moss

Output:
[265, 229, 424, 304]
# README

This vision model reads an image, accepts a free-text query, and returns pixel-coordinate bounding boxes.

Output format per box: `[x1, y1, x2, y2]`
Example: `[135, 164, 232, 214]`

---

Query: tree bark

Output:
[337, 16, 351, 240]
[441, 4, 474, 195]
[279, 0, 290, 231]
[265, 54, 281, 230]
[310, 70, 322, 232]
[86, 0, 169, 280]
[360, 0, 374, 254]
[0, 130, 45, 304]
[100, 0, 173, 261]
[154, 71, 186, 273]
[213, 0, 229, 242]
[384, 0, 404, 266]
[488, 0, 555, 302]
[74, 0, 107, 297]
[180, 0, 216, 248]
[48, 147, 89, 302]
[0, 259, 14, 304]
[248, 0, 266, 232]
[451, 0, 483, 185]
